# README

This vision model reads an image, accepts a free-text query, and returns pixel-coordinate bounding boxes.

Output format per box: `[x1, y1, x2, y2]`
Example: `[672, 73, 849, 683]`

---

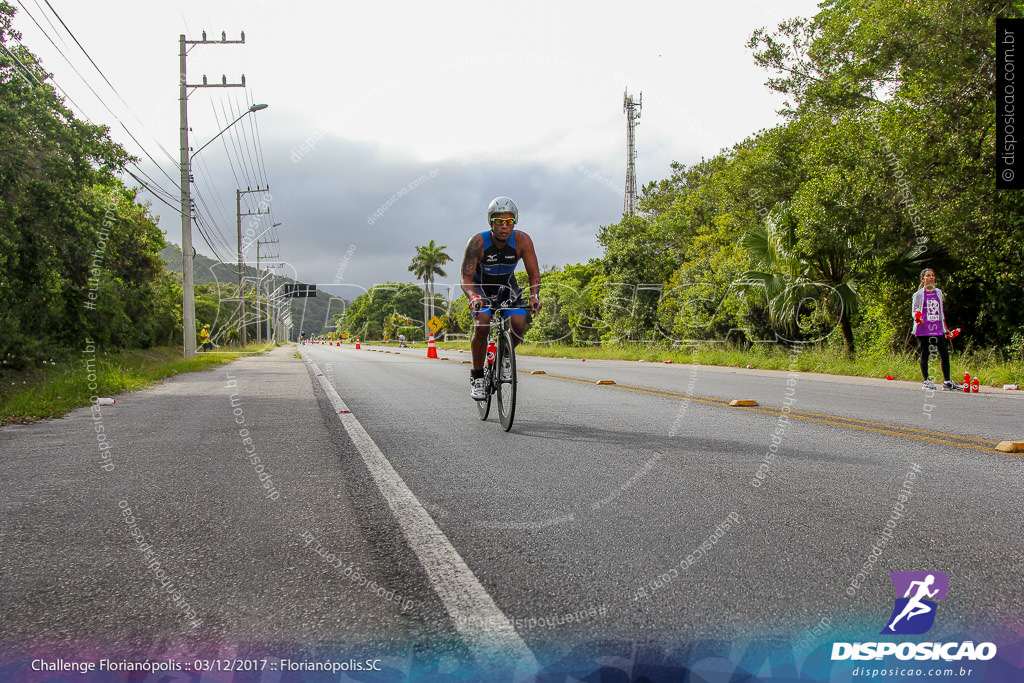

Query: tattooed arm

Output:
[461, 233, 485, 312]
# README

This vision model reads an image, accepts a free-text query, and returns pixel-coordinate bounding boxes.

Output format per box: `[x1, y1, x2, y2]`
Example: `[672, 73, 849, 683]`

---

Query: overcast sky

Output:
[11, 0, 823, 296]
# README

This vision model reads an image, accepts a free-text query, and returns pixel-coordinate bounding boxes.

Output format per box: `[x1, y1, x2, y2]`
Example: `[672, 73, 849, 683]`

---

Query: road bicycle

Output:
[476, 303, 518, 431]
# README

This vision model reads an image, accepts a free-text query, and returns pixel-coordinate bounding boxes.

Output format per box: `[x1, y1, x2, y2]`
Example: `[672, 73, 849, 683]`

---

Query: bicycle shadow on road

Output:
[504, 419, 869, 468]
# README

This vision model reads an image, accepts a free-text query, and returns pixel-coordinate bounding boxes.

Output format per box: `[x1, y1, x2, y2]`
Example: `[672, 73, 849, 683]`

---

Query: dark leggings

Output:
[917, 335, 950, 382]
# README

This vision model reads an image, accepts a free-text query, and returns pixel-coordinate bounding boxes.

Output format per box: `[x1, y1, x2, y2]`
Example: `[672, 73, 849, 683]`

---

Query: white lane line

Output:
[303, 352, 536, 668]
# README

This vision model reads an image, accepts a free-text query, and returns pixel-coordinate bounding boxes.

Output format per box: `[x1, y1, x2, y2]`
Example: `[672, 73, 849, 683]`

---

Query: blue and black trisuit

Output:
[473, 229, 527, 316]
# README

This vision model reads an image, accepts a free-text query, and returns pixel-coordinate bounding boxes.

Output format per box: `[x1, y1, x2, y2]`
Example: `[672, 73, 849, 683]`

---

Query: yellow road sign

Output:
[428, 316, 445, 334]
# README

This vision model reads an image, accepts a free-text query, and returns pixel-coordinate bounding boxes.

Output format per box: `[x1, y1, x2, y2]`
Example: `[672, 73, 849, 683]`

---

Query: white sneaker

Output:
[470, 377, 488, 401]
[922, 379, 937, 390]
[500, 355, 513, 381]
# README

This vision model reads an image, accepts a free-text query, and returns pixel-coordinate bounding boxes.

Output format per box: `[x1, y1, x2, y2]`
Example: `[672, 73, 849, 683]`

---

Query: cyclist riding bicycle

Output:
[460, 196, 542, 400]
[299, 331, 306, 345]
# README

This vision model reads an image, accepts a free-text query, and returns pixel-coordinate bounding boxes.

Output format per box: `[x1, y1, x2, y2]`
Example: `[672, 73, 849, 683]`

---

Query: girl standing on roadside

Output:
[912, 268, 955, 390]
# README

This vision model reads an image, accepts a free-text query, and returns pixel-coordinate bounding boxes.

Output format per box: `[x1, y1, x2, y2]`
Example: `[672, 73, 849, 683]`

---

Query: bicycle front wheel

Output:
[496, 329, 517, 431]
[477, 363, 492, 420]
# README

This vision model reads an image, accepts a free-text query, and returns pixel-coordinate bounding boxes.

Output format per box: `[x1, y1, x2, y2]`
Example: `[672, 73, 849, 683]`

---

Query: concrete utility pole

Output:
[236, 187, 269, 345]
[180, 30, 247, 358]
[256, 233, 280, 343]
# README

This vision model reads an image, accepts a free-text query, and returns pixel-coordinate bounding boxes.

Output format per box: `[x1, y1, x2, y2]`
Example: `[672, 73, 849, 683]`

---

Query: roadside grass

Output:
[0, 343, 277, 425]
[393, 337, 1022, 387]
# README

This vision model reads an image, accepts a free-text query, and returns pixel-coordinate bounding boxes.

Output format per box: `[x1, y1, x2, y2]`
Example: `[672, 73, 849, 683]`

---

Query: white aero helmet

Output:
[487, 196, 518, 225]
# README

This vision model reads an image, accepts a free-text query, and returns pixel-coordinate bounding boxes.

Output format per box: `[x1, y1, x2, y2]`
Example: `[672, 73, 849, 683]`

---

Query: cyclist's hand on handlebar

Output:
[469, 295, 484, 316]
[530, 295, 541, 316]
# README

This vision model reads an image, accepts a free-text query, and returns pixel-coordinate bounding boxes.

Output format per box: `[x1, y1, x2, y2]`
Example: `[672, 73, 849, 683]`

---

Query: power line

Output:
[12, 1, 182, 192]
[127, 164, 179, 204]
[119, 122, 182, 192]
[129, 162, 179, 203]
[193, 212, 232, 264]
[232, 95, 261, 189]
[241, 88, 276, 233]
[4, 39, 185, 215]
[248, 88, 272, 190]
[194, 153, 237, 242]
[212, 98, 245, 190]
[221, 97, 256, 188]
[125, 169, 183, 216]
[29, 0, 67, 49]
[3, 42, 189, 224]
[37, 0, 180, 168]
[0, 41, 43, 86]
[191, 184, 236, 258]
[13, 1, 118, 114]
[15, 6, 276, 274]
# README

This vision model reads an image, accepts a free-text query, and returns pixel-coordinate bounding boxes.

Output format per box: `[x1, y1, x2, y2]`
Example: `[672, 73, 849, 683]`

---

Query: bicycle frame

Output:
[476, 303, 519, 431]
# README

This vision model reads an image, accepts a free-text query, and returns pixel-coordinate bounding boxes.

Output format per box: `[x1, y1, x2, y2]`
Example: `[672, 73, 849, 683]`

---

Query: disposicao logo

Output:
[831, 571, 997, 662]
[881, 571, 948, 635]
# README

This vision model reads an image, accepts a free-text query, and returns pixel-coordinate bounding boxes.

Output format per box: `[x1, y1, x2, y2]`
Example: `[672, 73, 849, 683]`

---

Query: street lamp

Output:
[190, 104, 268, 162]
[180, 102, 268, 358]
[243, 218, 280, 252]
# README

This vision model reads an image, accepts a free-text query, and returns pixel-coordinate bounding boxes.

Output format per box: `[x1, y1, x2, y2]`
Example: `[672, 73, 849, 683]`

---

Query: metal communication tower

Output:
[623, 89, 642, 215]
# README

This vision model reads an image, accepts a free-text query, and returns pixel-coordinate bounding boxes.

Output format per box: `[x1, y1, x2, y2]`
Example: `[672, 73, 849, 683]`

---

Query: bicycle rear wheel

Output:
[477, 363, 492, 420]
[496, 329, 517, 431]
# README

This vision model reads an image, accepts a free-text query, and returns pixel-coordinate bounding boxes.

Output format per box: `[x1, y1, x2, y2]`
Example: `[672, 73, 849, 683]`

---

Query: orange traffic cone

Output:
[355, 337, 361, 350]
[427, 332, 438, 359]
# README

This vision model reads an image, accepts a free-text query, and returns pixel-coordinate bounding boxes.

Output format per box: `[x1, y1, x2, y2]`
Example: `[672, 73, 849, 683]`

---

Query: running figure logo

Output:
[881, 571, 949, 635]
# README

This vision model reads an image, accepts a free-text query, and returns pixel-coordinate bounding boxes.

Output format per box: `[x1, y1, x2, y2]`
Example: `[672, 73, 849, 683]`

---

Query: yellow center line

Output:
[536, 373, 1001, 453]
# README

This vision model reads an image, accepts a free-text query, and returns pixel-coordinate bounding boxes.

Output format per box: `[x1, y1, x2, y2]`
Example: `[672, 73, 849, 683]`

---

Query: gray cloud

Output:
[152, 130, 632, 294]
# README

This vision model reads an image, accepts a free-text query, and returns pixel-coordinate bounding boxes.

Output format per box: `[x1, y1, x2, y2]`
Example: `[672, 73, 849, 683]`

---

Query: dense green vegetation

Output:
[591, 0, 1023, 359]
[161, 245, 347, 339]
[339, 282, 456, 342]
[0, 3, 176, 370]
[0, 2, 326, 379]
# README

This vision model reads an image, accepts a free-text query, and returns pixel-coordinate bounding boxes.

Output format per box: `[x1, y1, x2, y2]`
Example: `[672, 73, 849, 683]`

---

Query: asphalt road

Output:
[0, 348, 433, 664]
[304, 342, 1024, 659]
[2, 342, 1022, 679]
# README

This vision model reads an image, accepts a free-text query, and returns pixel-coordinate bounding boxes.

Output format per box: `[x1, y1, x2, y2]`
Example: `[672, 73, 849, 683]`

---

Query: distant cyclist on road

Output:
[460, 196, 542, 401]
[299, 331, 307, 345]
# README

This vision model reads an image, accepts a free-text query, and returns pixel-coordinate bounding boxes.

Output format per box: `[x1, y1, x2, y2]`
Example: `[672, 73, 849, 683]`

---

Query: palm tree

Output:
[408, 240, 452, 339]
[736, 201, 860, 355]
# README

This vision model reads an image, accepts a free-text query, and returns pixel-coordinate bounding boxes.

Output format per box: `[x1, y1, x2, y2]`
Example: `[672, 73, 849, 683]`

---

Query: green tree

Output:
[0, 5, 171, 367]
[338, 282, 430, 341]
[524, 261, 606, 345]
[737, 201, 859, 352]
[408, 240, 452, 338]
[749, 0, 1024, 346]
